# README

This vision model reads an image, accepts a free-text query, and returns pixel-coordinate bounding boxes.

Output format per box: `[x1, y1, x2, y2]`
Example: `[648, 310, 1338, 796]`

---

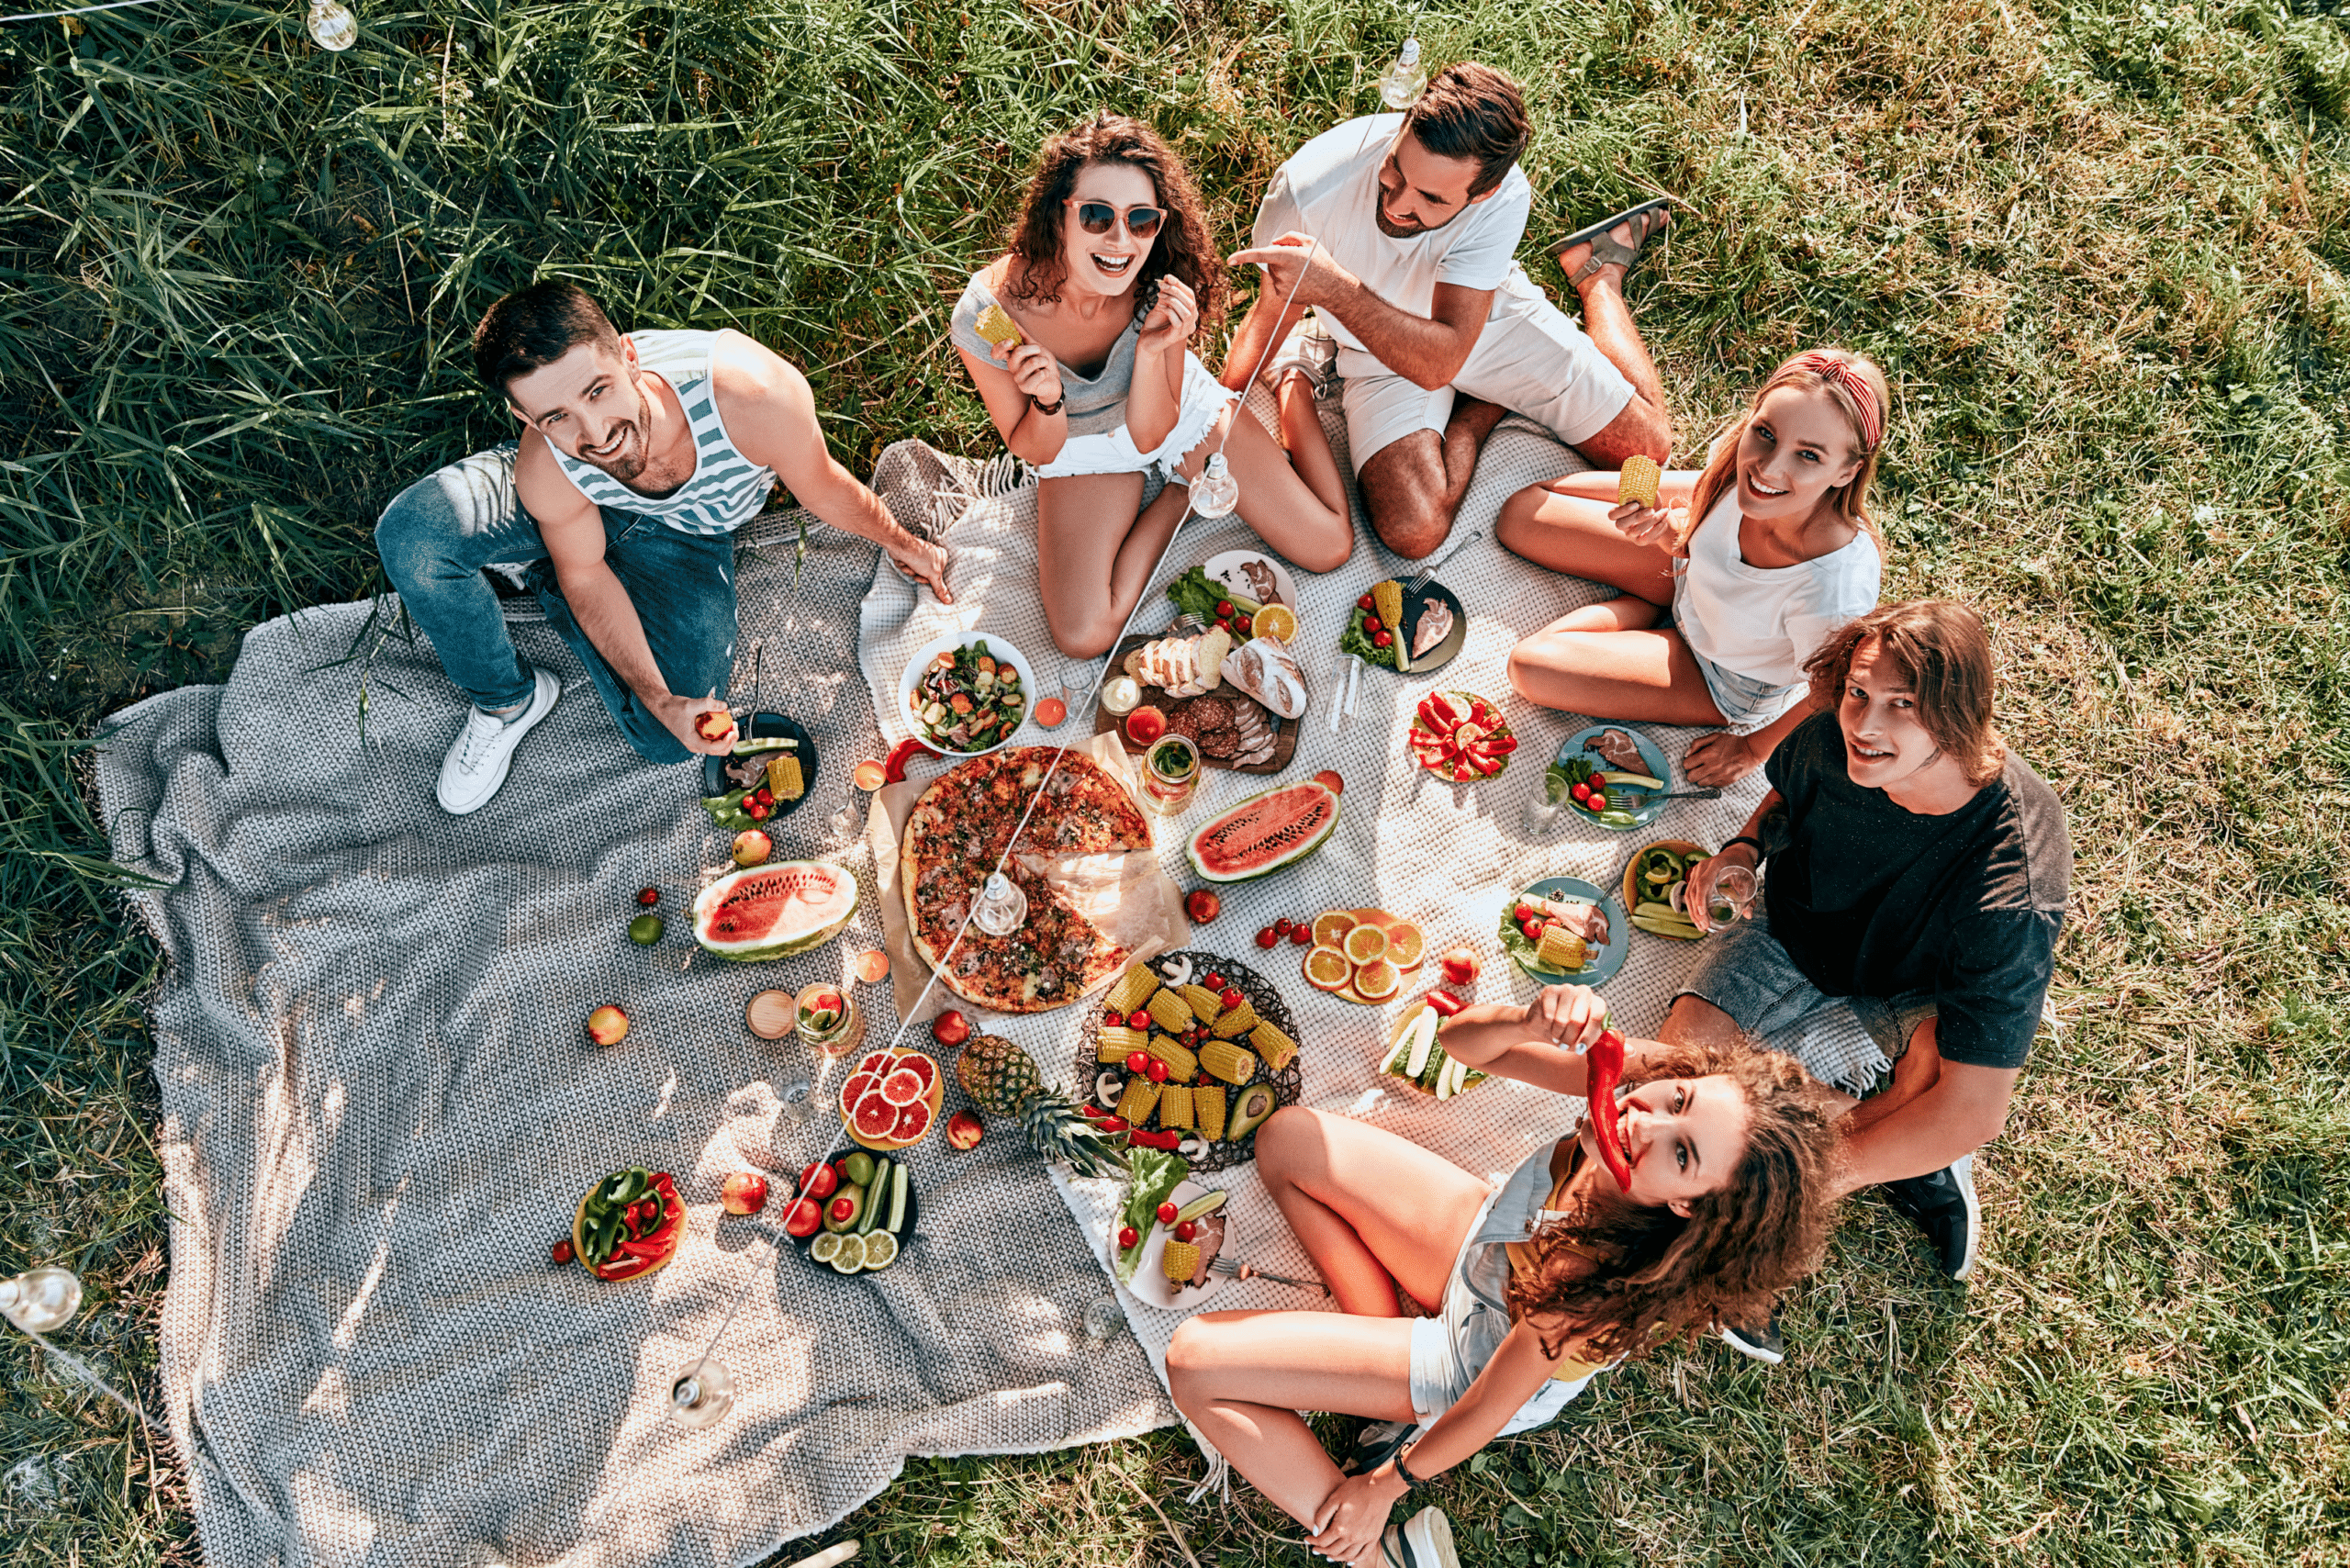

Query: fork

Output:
[1210, 1257, 1327, 1292]
[1403, 528, 1483, 596]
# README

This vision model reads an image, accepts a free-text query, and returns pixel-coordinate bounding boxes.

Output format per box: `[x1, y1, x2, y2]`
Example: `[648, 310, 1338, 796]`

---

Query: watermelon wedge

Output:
[692, 861, 857, 961]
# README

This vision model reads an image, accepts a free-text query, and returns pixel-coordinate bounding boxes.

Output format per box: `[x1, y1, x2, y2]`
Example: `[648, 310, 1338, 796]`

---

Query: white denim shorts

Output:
[1032, 351, 1236, 488]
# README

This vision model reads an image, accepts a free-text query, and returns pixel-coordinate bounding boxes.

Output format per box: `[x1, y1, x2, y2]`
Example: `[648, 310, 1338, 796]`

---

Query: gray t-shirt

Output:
[950, 270, 1139, 439]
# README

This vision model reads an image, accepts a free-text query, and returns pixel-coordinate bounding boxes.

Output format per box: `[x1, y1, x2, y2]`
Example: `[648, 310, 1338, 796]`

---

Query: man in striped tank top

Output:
[375, 281, 951, 813]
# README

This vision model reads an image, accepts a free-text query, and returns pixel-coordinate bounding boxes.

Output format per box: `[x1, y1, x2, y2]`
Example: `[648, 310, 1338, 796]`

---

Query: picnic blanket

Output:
[855, 386, 1871, 1461]
[90, 511, 1180, 1568]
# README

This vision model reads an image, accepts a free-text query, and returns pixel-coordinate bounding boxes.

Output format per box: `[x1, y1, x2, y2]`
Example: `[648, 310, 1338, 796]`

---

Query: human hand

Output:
[1683, 730, 1760, 787]
[655, 692, 737, 756]
[1607, 499, 1682, 551]
[890, 537, 955, 604]
[1684, 842, 1758, 935]
[1228, 231, 1353, 311]
[1136, 274, 1199, 355]
[994, 341, 1065, 409]
[1306, 1468, 1404, 1566]
[1520, 983, 1610, 1052]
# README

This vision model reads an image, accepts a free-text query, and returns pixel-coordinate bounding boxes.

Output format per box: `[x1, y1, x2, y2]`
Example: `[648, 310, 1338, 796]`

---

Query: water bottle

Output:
[1376, 40, 1427, 108]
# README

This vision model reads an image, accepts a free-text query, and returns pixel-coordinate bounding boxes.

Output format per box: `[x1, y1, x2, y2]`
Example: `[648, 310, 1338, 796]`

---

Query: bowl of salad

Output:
[896, 632, 1035, 756]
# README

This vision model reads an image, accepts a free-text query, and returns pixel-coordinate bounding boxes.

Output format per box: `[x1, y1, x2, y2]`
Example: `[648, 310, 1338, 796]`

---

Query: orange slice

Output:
[1311, 910, 1359, 950]
[1343, 924, 1390, 966]
[1352, 959, 1401, 1002]
[1383, 920, 1425, 971]
[1250, 604, 1298, 643]
[1303, 946, 1353, 991]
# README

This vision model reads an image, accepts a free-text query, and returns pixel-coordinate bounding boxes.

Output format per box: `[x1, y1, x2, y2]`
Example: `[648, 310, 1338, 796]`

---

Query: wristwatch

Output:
[1721, 834, 1764, 861]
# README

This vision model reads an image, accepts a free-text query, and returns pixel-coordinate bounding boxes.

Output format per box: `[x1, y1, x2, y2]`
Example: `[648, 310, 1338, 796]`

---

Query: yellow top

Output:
[1503, 1145, 1615, 1383]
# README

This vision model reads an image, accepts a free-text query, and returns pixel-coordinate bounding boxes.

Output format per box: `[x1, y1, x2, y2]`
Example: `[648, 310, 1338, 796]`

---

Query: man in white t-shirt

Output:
[1223, 63, 1672, 558]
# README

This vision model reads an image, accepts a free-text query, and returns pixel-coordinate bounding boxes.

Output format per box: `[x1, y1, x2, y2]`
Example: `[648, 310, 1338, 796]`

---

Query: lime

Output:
[860, 1232, 899, 1271]
[809, 1233, 843, 1265]
[830, 1234, 867, 1274]
[628, 913, 666, 946]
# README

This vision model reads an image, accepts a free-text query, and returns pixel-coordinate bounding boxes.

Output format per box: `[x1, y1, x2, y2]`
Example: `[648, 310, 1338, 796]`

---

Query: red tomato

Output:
[1362, 614, 1382, 633]
[1373, 630, 1393, 648]
[1236, 615, 1253, 636]
[1256, 926, 1280, 948]
[636, 887, 660, 907]
[1515, 903, 1539, 924]
[1520, 917, 1545, 942]
[1274, 918, 1294, 936]
[1571, 782, 1591, 803]
[1126, 1050, 1150, 1074]
[785, 1198, 822, 1238]
[1290, 924, 1313, 945]
[1157, 1200, 1181, 1224]
[799, 1162, 839, 1200]
[1175, 1220, 1198, 1242]
[1357, 593, 1374, 611]
[1220, 989, 1243, 1010]
[1105, 1009, 1124, 1026]
[1216, 600, 1234, 618]
[1127, 1010, 1153, 1031]
[1146, 1058, 1170, 1083]
[828, 1195, 856, 1223]
[1119, 1226, 1140, 1249]
[1203, 973, 1226, 991]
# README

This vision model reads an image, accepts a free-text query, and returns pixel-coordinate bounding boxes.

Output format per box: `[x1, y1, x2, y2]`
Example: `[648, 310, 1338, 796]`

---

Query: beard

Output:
[570, 375, 653, 482]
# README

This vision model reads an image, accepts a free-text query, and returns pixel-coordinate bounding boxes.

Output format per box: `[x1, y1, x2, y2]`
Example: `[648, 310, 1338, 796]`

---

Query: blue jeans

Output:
[374, 443, 739, 764]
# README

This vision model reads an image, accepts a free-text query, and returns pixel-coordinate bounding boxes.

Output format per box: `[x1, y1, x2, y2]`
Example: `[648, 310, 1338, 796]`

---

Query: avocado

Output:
[822, 1182, 867, 1234]
[1226, 1082, 1279, 1140]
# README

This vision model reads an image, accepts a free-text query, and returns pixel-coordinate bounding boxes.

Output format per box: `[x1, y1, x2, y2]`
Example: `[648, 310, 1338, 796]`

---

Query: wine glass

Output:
[1082, 1296, 1125, 1344]
[1522, 768, 1567, 835]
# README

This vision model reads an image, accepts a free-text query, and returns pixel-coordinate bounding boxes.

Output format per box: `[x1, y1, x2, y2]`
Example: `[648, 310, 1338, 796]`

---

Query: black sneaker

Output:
[1720, 1310, 1785, 1365]
[1882, 1154, 1980, 1280]
[1340, 1418, 1416, 1476]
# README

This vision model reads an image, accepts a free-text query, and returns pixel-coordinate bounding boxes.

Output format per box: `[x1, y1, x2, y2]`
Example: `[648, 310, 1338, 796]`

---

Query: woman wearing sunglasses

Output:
[952, 114, 1354, 657]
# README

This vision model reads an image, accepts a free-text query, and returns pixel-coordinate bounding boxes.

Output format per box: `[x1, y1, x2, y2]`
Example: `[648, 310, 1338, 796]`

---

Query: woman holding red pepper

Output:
[1166, 987, 1843, 1568]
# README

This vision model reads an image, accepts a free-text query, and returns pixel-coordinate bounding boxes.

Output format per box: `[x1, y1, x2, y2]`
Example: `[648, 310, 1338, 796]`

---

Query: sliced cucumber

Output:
[1174, 1191, 1228, 1224]
[858, 1159, 890, 1235]
[1634, 901, 1683, 921]
[1380, 1025, 1416, 1074]
[1403, 1009, 1438, 1078]
[886, 1163, 909, 1233]
[1599, 769, 1665, 790]
[1631, 913, 1704, 939]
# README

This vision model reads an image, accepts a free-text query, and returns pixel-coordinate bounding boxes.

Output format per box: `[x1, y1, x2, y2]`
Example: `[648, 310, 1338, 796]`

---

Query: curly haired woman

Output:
[951, 114, 1353, 657]
[1166, 986, 1844, 1567]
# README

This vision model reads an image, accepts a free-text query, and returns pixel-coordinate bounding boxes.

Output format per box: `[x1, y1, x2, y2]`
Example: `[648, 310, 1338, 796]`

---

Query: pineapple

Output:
[956, 1035, 1125, 1178]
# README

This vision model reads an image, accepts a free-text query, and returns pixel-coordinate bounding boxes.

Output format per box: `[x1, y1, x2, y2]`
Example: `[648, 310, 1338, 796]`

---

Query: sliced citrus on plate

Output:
[1343, 924, 1390, 966]
[1304, 946, 1353, 991]
[830, 1233, 867, 1273]
[861, 1231, 900, 1270]
[1251, 604, 1298, 643]
[1384, 920, 1426, 970]
[1311, 910, 1358, 950]
[1353, 959, 1401, 1002]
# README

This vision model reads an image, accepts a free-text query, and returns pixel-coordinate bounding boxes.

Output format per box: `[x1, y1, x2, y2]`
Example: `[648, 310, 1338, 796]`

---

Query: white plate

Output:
[895, 630, 1036, 757]
[1203, 550, 1298, 610]
[1125, 1179, 1235, 1309]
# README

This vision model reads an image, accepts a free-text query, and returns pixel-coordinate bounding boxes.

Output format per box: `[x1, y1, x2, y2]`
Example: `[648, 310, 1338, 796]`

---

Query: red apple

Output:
[946, 1110, 985, 1150]
[731, 829, 772, 868]
[695, 708, 737, 743]
[1440, 947, 1482, 987]
[931, 1010, 973, 1047]
[586, 1005, 630, 1046]
[721, 1171, 769, 1215]
[784, 1197, 822, 1238]
[1184, 888, 1222, 924]
[799, 1161, 839, 1200]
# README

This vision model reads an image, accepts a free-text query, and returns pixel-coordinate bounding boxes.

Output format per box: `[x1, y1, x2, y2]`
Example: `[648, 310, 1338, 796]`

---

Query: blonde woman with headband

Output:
[1496, 348, 1890, 785]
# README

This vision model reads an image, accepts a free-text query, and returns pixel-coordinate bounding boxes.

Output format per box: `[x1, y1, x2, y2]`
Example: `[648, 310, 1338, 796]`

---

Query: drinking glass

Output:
[1706, 863, 1759, 927]
[1139, 734, 1202, 816]
[1523, 769, 1566, 835]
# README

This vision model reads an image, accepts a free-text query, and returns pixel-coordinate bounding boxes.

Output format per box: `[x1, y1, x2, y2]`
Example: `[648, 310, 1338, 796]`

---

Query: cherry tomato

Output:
[1571, 782, 1592, 803]
[1181, 1027, 1202, 1046]
[1128, 1010, 1153, 1031]
[1373, 630, 1393, 648]
[745, 801, 770, 820]
[1119, 1226, 1140, 1249]
[1520, 917, 1545, 943]
[1126, 1050, 1150, 1074]
[1362, 614, 1382, 633]
[1357, 593, 1374, 611]
[636, 887, 660, 907]
[1203, 973, 1225, 991]
[1584, 792, 1608, 812]
[1147, 1058, 1170, 1083]
[1215, 600, 1234, 618]
[1274, 918, 1294, 936]
[551, 1238, 574, 1264]
[1236, 615, 1253, 636]
[1290, 924, 1314, 945]
[1157, 1200, 1181, 1225]
[1515, 903, 1538, 924]
[1216, 619, 1233, 634]
[828, 1195, 856, 1222]
[1104, 1009, 1124, 1026]
[1220, 989, 1243, 1010]
[799, 1162, 839, 1200]
[1174, 1220, 1198, 1242]
[1256, 925, 1279, 948]
[754, 788, 773, 804]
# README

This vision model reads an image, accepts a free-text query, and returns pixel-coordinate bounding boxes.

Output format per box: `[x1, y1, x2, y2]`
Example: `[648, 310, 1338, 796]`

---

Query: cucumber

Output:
[1432, 1050, 1454, 1100]
[1634, 901, 1683, 920]
[858, 1159, 889, 1235]
[1631, 913, 1703, 939]
[1380, 1025, 1416, 1075]
[1445, 1056, 1469, 1097]
[1174, 1191, 1227, 1224]
[886, 1162, 909, 1233]
[1599, 769, 1665, 790]
[1403, 1009, 1438, 1078]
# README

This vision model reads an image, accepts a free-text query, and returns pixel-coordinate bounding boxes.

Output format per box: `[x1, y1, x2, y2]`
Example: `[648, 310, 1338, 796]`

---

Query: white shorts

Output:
[1334, 267, 1634, 470]
[1032, 352, 1236, 485]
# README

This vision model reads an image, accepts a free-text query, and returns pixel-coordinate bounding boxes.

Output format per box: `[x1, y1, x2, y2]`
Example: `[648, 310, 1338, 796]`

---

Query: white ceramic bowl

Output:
[896, 630, 1038, 758]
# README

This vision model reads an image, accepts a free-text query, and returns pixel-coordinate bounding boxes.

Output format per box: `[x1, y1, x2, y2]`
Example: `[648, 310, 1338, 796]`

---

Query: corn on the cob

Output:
[1147, 989, 1195, 1035]
[1371, 579, 1404, 633]
[1105, 966, 1158, 1014]
[974, 302, 1024, 347]
[1146, 1033, 1198, 1082]
[1158, 1084, 1194, 1129]
[1162, 1239, 1200, 1282]
[1096, 1025, 1148, 1058]
[1617, 454, 1662, 509]
[1114, 1077, 1161, 1126]
[1249, 1020, 1298, 1071]
[1180, 984, 1225, 1026]
[1210, 998, 1259, 1038]
[1193, 1085, 1227, 1140]
[765, 753, 805, 801]
[1536, 927, 1588, 970]
[1200, 1038, 1259, 1086]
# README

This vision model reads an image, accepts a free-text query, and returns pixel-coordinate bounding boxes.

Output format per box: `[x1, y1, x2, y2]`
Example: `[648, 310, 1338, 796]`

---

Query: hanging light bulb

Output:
[0, 1267, 83, 1335]
[1189, 454, 1240, 517]
[307, 0, 359, 51]
[1376, 39, 1427, 108]
[666, 1357, 737, 1428]
[970, 871, 1029, 936]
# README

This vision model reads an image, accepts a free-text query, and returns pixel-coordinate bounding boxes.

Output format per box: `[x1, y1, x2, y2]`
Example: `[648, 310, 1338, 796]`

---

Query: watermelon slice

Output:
[1188, 781, 1341, 883]
[691, 861, 858, 961]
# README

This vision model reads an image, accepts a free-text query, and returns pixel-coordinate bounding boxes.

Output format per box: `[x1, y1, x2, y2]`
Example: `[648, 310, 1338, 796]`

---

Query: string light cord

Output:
[679, 243, 1320, 1399]
[0, 0, 161, 22]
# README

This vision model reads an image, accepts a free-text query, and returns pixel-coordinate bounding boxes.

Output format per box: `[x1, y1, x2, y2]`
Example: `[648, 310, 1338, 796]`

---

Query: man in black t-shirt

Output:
[1663, 600, 2071, 1359]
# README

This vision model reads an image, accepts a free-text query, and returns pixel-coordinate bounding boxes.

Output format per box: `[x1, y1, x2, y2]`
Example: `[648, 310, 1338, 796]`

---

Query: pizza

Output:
[901, 746, 1153, 1012]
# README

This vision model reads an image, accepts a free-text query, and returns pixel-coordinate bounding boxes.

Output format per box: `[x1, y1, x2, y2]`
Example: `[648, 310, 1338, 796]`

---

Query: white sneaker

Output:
[1265, 311, 1338, 398]
[1382, 1505, 1460, 1568]
[436, 666, 560, 815]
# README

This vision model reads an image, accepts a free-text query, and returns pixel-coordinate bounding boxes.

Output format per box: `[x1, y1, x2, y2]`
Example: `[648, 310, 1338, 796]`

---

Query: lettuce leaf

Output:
[1114, 1148, 1191, 1283]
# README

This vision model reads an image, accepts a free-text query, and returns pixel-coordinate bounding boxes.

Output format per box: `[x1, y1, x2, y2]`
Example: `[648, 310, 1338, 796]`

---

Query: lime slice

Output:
[830, 1233, 867, 1274]
[809, 1232, 843, 1265]
[860, 1232, 899, 1271]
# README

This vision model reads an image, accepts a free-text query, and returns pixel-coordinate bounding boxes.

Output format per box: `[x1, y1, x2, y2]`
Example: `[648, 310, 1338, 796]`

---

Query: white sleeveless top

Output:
[549, 330, 776, 537]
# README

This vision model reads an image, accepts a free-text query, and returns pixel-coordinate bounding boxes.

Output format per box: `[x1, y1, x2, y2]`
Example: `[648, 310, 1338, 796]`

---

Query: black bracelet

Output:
[1028, 391, 1066, 417]
[1393, 1442, 1434, 1491]
[1722, 835, 1763, 860]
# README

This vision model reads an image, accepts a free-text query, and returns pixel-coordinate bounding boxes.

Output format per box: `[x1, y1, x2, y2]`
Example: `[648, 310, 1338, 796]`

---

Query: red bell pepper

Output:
[1423, 989, 1464, 1017]
[1586, 1029, 1633, 1192]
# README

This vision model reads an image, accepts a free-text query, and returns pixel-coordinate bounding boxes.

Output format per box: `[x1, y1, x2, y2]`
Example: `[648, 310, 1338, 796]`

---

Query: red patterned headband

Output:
[1792, 352, 1883, 453]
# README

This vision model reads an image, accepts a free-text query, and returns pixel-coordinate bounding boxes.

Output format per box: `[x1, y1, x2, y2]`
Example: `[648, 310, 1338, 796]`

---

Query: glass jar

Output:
[794, 982, 865, 1058]
[1140, 734, 1202, 816]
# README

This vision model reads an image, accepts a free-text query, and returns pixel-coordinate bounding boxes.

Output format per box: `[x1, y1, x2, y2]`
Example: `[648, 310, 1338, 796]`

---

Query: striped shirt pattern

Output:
[549, 329, 776, 537]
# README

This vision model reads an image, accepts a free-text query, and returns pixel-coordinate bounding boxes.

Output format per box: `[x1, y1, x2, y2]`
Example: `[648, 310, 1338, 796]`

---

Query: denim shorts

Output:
[1662, 568, 1807, 732]
[1674, 917, 1935, 1095]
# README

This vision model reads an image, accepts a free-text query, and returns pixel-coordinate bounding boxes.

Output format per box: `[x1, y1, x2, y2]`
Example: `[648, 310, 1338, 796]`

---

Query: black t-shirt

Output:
[1760, 711, 2071, 1070]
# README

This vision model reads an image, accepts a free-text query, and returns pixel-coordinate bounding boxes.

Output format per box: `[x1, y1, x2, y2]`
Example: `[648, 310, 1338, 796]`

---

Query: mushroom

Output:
[1096, 1072, 1125, 1108]
[1177, 1137, 1209, 1160]
[1157, 956, 1194, 988]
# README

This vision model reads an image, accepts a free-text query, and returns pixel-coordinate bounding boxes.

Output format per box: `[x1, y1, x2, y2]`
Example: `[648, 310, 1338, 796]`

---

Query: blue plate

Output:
[1553, 724, 1672, 832]
[1500, 876, 1628, 988]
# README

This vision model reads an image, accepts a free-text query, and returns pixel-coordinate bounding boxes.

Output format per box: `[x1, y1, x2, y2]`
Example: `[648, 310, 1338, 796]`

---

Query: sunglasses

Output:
[1067, 199, 1165, 240]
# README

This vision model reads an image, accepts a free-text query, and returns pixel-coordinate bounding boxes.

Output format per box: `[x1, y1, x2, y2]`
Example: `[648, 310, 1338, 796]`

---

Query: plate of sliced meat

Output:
[1499, 876, 1629, 987]
[1095, 629, 1297, 773]
[1557, 723, 1673, 832]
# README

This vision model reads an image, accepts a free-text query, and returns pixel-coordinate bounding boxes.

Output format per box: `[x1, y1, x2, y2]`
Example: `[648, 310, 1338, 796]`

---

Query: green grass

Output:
[5, 0, 2349, 1561]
